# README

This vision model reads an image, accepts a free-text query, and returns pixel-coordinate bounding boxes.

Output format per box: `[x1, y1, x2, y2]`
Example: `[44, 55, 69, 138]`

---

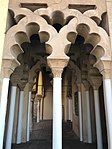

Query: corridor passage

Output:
[12, 120, 102, 149]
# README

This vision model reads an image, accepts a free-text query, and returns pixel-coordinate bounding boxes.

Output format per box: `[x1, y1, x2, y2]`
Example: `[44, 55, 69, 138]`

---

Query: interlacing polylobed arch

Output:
[3, 8, 111, 74]
[10, 3, 104, 25]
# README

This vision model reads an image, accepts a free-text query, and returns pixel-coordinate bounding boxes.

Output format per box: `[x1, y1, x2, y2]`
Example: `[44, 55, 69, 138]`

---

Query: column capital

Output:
[10, 77, 18, 86]
[47, 58, 69, 77]
[94, 60, 112, 79]
[77, 83, 81, 92]
[101, 69, 111, 79]
[82, 80, 90, 91]
[89, 75, 102, 90]
[52, 68, 63, 78]
[18, 82, 26, 91]
[1, 59, 19, 78]
[2, 67, 13, 79]
[34, 94, 42, 102]
[88, 67, 102, 90]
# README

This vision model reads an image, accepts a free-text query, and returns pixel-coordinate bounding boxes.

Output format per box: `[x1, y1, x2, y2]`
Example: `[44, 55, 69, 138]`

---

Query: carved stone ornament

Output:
[47, 58, 69, 78]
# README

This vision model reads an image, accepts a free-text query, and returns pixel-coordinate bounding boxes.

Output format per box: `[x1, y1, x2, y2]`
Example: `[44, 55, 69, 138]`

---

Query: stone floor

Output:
[12, 120, 107, 149]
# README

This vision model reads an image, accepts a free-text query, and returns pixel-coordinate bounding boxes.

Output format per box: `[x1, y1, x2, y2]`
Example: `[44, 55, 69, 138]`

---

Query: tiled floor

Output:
[12, 120, 107, 149]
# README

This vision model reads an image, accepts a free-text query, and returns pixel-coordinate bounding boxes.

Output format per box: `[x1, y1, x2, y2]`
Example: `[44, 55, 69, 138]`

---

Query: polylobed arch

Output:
[46, 13, 111, 75]
[36, 4, 105, 25]
[10, 3, 104, 26]
[58, 15, 111, 69]
[47, 15, 110, 55]
[3, 14, 57, 72]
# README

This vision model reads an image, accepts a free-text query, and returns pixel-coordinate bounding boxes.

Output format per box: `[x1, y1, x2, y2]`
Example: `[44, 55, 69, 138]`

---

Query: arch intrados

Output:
[85, 33, 101, 47]
[10, 44, 24, 61]
[41, 15, 51, 24]
[91, 45, 105, 60]
[25, 23, 40, 39]
[51, 10, 64, 25]
[76, 23, 90, 40]
[15, 31, 30, 45]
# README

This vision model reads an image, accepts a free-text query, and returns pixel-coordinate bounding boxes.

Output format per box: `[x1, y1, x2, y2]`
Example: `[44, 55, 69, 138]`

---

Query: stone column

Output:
[53, 72, 62, 149]
[26, 81, 33, 141]
[33, 97, 37, 123]
[0, 78, 10, 149]
[40, 97, 44, 121]
[63, 73, 68, 121]
[83, 80, 92, 143]
[47, 58, 69, 149]
[77, 84, 83, 142]
[21, 83, 29, 143]
[30, 98, 33, 132]
[16, 90, 24, 144]
[102, 69, 112, 149]
[89, 76, 103, 149]
[65, 96, 68, 121]
[26, 90, 31, 142]
[12, 87, 20, 143]
[5, 84, 17, 149]
[0, 64, 14, 149]
[33, 95, 41, 123]
[37, 95, 42, 123]
[37, 100, 40, 123]
[68, 98, 73, 121]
